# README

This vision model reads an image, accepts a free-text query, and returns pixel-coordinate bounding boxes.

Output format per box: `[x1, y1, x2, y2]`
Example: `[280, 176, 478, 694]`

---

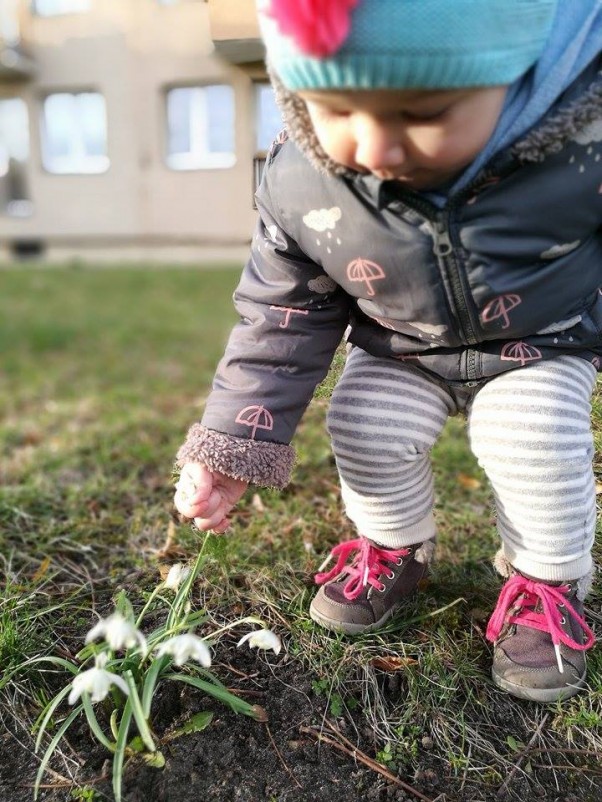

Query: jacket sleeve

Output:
[176, 146, 351, 488]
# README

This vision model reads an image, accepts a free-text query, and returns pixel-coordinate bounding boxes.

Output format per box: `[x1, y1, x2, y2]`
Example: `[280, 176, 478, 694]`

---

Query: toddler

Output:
[175, 0, 602, 702]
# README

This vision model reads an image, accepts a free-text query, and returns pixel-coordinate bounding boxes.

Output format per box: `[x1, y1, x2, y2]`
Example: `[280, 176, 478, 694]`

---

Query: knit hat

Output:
[258, 0, 558, 90]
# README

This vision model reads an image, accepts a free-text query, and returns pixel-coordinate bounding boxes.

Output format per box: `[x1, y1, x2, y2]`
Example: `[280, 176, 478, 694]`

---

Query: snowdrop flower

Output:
[163, 563, 191, 591]
[68, 653, 129, 705]
[155, 634, 212, 667]
[85, 612, 147, 654]
[237, 629, 282, 655]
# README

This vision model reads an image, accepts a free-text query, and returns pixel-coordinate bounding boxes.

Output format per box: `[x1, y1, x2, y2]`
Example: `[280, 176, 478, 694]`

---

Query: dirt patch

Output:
[1, 609, 599, 802]
[1, 646, 438, 802]
[1, 643, 599, 802]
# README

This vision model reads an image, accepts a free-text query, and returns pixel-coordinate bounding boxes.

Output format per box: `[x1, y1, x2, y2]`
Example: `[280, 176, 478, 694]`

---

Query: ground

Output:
[1, 266, 601, 802]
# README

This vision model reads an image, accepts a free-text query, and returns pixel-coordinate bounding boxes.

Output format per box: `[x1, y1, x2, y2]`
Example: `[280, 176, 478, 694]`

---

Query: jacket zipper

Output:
[432, 219, 478, 348]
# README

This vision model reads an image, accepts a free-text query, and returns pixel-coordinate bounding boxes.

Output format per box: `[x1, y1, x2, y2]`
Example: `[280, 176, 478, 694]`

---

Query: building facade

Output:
[0, 0, 278, 262]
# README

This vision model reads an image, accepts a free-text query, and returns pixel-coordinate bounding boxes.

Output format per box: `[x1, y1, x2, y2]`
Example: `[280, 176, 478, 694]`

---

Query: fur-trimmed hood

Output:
[271, 59, 602, 182]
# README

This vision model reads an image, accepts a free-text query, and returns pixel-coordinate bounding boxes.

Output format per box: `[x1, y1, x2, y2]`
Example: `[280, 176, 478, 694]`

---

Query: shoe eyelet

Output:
[395, 558, 404, 566]
[386, 570, 395, 580]
[560, 616, 566, 625]
[566, 583, 572, 591]
[376, 583, 386, 592]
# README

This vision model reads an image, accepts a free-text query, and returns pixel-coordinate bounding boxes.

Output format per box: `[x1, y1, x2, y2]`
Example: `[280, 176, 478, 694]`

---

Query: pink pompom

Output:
[268, 0, 360, 57]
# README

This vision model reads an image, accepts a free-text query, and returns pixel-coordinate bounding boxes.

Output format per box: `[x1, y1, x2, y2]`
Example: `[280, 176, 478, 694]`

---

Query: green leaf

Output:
[34, 705, 83, 800]
[142, 750, 166, 768]
[82, 694, 116, 752]
[164, 672, 258, 718]
[165, 711, 213, 741]
[128, 735, 145, 753]
[506, 735, 523, 752]
[34, 684, 73, 752]
[329, 694, 343, 718]
[114, 590, 135, 622]
[113, 703, 134, 802]
[141, 655, 170, 718]
[110, 708, 120, 740]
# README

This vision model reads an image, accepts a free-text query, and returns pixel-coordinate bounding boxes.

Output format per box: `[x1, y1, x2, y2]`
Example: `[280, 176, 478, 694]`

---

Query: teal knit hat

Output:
[257, 0, 558, 90]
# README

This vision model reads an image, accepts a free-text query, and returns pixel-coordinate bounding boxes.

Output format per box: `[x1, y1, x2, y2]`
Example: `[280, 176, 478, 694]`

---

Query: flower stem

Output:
[135, 585, 163, 629]
[124, 671, 156, 753]
[82, 694, 116, 752]
[166, 534, 210, 631]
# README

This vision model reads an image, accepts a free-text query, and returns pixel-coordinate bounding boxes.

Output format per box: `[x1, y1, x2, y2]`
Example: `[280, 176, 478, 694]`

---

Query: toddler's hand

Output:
[174, 462, 248, 533]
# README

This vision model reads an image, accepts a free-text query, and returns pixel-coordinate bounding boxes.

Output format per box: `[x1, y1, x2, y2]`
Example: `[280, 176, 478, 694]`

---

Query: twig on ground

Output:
[300, 723, 435, 802]
[531, 763, 602, 775]
[215, 661, 259, 679]
[519, 746, 602, 758]
[497, 713, 549, 797]
[265, 723, 303, 789]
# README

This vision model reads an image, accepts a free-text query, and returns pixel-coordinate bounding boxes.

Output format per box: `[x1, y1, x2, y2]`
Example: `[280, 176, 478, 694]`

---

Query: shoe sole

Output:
[309, 598, 405, 635]
[491, 668, 587, 702]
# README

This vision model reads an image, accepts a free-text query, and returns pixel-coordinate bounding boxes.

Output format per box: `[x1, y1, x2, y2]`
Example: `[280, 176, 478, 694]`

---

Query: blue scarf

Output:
[435, 1, 602, 201]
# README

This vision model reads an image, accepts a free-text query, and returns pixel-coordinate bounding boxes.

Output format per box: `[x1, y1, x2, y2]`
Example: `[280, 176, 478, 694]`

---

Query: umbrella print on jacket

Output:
[346, 258, 386, 296]
[481, 294, 522, 330]
[235, 405, 274, 439]
[270, 305, 310, 328]
[500, 341, 542, 367]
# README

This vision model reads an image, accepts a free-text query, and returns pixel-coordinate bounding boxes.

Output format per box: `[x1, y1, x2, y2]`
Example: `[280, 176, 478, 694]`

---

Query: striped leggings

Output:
[326, 347, 597, 582]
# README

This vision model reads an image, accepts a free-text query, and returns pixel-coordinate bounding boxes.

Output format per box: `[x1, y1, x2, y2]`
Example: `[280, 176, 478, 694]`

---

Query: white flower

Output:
[85, 612, 147, 654]
[237, 629, 282, 655]
[155, 634, 212, 667]
[163, 563, 191, 591]
[68, 653, 129, 705]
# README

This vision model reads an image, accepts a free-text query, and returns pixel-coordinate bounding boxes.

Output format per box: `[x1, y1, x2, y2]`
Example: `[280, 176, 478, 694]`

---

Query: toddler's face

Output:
[299, 86, 508, 190]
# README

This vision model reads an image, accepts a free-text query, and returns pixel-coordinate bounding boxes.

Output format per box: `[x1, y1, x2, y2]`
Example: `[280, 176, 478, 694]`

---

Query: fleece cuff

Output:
[176, 423, 295, 489]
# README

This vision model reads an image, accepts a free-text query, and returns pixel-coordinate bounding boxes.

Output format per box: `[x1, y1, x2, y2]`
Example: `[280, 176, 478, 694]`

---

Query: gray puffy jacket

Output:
[177, 56, 602, 489]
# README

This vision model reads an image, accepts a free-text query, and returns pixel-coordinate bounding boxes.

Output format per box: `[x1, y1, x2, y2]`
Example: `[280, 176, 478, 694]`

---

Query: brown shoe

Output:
[309, 536, 432, 634]
[487, 574, 595, 702]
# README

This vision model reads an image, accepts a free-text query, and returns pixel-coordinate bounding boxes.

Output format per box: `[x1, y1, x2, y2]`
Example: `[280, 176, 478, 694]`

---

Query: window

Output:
[0, 97, 32, 216]
[33, 0, 90, 16]
[166, 85, 235, 170]
[254, 82, 283, 154]
[0, 0, 20, 45]
[41, 92, 109, 174]
[252, 83, 283, 203]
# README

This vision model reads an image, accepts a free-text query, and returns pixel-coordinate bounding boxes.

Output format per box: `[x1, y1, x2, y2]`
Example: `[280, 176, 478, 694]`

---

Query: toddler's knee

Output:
[327, 408, 432, 463]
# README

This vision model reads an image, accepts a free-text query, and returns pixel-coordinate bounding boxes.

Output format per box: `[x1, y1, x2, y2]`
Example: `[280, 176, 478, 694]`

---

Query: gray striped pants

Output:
[326, 348, 597, 582]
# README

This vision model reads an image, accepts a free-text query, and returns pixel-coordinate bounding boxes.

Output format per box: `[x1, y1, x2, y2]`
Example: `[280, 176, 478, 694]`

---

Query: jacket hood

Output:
[271, 59, 602, 184]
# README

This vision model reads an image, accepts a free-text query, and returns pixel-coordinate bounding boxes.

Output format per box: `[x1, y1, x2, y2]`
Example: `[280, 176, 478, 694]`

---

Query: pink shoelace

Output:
[314, 536, 411, 601]
[486, 575, 595, 673]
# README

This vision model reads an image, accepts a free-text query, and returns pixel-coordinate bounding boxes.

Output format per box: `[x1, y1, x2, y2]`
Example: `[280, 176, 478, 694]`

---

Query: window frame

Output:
[32, 0, 91, 17]
[39, 89, 110, 176]
[164, 83, 236, 172]
[0, 96, 32, 217]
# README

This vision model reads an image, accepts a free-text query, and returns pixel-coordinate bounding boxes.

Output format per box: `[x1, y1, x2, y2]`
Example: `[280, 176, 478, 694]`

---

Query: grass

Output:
[0, 264, 601, 801]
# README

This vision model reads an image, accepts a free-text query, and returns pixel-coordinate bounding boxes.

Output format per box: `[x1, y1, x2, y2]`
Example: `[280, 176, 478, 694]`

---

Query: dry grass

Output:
[0, 265, 600, 801]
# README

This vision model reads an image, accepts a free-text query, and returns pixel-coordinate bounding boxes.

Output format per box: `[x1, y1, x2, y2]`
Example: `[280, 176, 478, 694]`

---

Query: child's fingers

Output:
[174, 488, 209, 519]
[208, 517, 230, 534]
[193, 514, 227, 532]
[178, 463, 213, 501]
[174, 463, 215, 516]
[192, 492, 233, 531]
